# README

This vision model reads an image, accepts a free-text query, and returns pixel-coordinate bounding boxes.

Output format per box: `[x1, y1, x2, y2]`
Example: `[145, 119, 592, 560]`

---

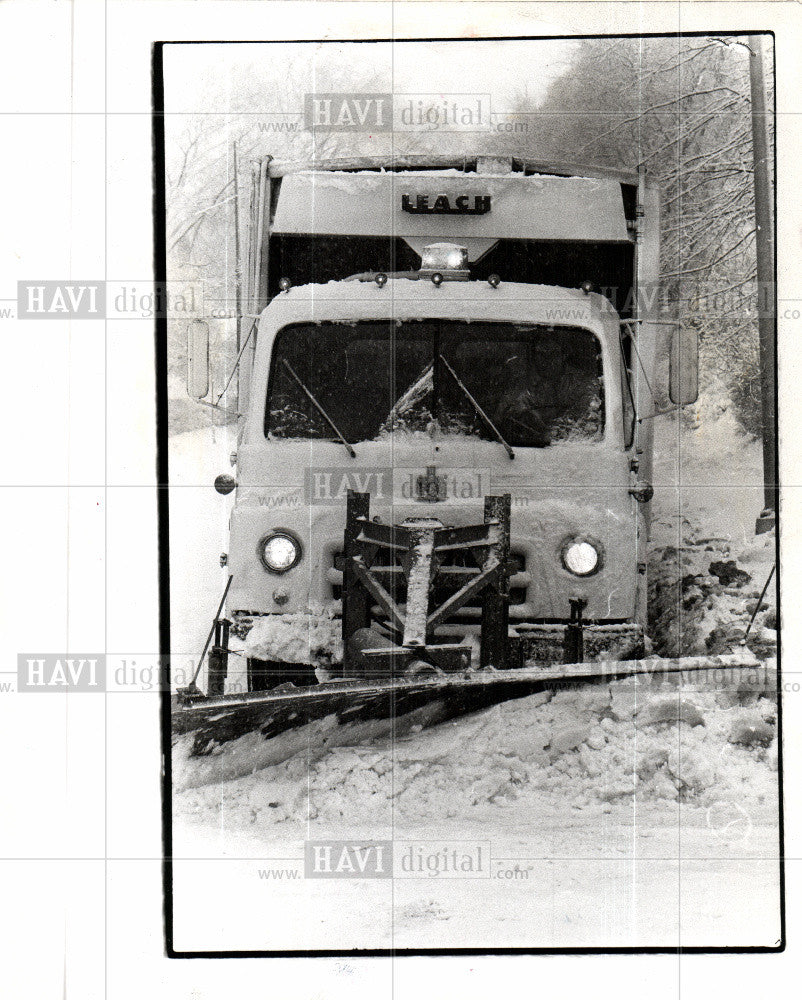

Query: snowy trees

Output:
[504, 36, 770, 432]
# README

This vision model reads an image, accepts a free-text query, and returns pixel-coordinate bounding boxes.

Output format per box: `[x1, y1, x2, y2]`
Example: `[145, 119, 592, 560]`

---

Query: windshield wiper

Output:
[281, 359, 356, 458]
[438, 353, 515, 459]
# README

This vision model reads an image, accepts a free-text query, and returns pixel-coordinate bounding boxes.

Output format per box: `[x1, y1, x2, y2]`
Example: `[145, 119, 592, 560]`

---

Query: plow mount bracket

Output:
[342, 491, 511, 676]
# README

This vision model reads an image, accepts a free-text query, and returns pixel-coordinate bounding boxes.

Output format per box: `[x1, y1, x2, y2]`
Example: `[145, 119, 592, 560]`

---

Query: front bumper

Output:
[511, 622, 645, 667]
[231, 611, 645, 669]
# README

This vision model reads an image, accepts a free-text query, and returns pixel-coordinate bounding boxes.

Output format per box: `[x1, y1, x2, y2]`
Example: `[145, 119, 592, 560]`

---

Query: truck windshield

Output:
[265, 320, 604, 447]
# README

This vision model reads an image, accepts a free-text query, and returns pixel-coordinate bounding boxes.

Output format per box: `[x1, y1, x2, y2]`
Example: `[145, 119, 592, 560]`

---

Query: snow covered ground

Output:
[167, 396, 780, 951]
[171, 671, 780, 950]
[171, 819, 780, 951]
[168, 422, 237, 667]
[649, 393, 777, 661]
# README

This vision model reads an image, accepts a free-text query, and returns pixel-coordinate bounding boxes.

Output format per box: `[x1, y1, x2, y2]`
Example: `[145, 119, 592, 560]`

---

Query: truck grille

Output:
[329, 549, 528, 614]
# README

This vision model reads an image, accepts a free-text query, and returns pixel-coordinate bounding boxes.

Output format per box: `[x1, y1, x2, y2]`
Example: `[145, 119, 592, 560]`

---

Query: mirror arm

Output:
[638, 404, 691, 423]
[196, 399, 241, 419]
[214, 317, 258, 406]
[618, 321, 657, 407]
[620, 318, 680, 328]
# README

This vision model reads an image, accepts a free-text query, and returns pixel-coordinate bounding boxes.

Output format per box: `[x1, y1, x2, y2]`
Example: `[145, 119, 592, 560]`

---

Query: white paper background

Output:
[0, 1, 799, 996]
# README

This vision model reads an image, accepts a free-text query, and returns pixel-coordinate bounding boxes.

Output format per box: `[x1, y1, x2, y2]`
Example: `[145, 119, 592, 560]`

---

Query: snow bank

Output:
[175, 672, 778, 835]
[244, 605, 343, 665]
[648, 532, 776, 659]
[649, 389, 776, 660]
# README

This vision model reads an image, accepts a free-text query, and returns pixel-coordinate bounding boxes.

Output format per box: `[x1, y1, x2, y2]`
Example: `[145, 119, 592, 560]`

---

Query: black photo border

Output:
[153, 31, 784, 959]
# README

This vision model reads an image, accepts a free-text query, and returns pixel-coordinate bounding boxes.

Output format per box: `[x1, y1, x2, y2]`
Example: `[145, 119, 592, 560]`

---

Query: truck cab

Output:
[187, 156, 697, 689]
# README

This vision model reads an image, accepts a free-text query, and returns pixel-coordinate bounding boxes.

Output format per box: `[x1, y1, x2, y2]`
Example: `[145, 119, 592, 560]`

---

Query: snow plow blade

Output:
[171, 652, 773, 790]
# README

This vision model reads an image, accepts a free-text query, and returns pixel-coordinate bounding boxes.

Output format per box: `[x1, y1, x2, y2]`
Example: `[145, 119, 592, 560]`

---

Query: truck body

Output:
[186, 155, 691, 693]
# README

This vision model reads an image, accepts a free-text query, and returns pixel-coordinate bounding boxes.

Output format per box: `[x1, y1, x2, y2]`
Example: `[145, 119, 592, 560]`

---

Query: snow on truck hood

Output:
[258, 280, 616, 333]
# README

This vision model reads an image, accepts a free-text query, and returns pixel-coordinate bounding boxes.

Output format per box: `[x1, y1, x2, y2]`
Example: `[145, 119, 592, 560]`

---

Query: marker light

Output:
[488, 274, 501, 288]
[375, 273, 388, 287]
[214, 474, 236, 495]
[421, 243, 468, 271]
[561, 537, 603, 577]
[278, 277, 292, 292]
[258, 532, 302, 573]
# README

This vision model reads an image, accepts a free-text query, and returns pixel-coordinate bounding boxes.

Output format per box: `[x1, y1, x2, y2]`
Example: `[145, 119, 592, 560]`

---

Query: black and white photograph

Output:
[162, 32, 781, 953]
[2, 2, 799, 995]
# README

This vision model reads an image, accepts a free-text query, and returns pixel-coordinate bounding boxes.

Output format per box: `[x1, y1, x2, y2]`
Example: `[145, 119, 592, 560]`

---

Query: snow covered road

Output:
[170, 813, 781, 951]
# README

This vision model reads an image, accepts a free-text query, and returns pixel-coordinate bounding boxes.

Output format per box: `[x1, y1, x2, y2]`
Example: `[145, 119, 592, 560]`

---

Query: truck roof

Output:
[267, 154, 641, 187]
[270, 167, 633, 244]
[259, 278, 616, 334]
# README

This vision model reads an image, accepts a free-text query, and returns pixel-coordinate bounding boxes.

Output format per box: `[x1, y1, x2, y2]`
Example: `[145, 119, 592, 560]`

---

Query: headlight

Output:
[560, 537, 603, 577]
[258, 532, 302, 573]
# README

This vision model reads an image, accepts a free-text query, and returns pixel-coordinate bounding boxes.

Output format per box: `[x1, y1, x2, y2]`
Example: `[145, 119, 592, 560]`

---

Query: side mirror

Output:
[187, 319, 210, 399]
[669, 328, 698, 405]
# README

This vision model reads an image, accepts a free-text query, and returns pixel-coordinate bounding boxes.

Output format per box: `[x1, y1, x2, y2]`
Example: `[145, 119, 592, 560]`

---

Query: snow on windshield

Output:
[265, 321, 603, 447]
